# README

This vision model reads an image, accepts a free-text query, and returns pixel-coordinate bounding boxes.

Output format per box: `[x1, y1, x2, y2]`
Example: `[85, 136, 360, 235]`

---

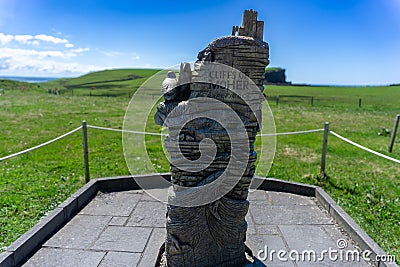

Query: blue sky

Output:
[0, 0, 399, 85]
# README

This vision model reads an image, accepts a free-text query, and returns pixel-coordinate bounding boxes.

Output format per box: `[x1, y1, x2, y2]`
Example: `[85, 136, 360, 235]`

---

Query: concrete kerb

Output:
[0, 179, 99, 267]
[0, 252, 14, 267]
[5, 207, 65, 266]
[0, 175, 396, 267]
[315, 187, 398, 267]
[256, 177, 317, 196]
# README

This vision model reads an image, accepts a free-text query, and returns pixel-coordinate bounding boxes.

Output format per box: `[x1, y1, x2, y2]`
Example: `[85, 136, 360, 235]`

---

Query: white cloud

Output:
[0, 33, 98, 75]
[71, 47, 90, 53]
[34, 34, 68, 44]
[0, 32, 115, 75]
[0, 47, 102, 74]
[0, 33, 13, 44]
[97, 49, 123, 57]
[0, 32, 72, 46]
[0, 47, 71, 59]
[14, 34, 33, 44]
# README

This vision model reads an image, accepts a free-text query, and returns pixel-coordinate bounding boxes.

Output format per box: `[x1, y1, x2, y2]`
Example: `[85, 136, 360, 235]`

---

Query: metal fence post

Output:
[82, 121, 90, 183]
[320, 122, 330, 176]
[388, 114, 400, 153]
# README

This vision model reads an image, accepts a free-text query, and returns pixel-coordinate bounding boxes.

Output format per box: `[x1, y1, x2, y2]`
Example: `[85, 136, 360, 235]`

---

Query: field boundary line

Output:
[330, 131, 400, 164]
[0, 126, 82, 162]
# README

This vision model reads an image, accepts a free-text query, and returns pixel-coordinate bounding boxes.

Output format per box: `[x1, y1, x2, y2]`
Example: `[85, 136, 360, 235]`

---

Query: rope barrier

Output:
[258, 128, 324, 136]
[0, 126, 82, 162]
[87, 125, 167, 136]
[330, 131, 400, 164]
[89, 125, 324, 137]
[1, 124, 399, 166]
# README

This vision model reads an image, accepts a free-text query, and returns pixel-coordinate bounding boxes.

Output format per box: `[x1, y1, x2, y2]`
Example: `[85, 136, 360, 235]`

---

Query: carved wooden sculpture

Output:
[155, 10, 269, 266]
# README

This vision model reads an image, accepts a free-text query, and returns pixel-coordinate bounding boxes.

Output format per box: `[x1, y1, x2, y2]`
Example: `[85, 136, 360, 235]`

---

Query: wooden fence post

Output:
[320, 122, 330, 177]
[358, 98, 362, 108]
[388, 114, 400, 153]
[276, 96, 279, 106]
[82, 121, 90, 183]
[311, 96, 314, 107]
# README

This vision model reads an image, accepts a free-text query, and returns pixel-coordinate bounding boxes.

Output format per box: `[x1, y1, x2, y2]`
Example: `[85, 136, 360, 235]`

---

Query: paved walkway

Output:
[23, 190, 371, 267]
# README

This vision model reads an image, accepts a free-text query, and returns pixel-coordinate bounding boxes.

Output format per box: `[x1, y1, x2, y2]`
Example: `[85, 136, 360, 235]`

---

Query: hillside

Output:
[0, 79, 40, 91]
[43, 68, 161, 97]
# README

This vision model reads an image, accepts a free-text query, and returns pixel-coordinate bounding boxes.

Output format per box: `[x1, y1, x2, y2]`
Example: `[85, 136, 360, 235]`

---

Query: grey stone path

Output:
[23, 190, 371, 267]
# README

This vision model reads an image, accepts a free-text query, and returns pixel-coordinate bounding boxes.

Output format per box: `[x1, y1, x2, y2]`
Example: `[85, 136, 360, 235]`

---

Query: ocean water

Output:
[0, 76, 58, 83]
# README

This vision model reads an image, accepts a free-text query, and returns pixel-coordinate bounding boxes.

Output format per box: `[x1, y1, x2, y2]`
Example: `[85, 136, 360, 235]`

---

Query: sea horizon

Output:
[0, 75, 62, 83]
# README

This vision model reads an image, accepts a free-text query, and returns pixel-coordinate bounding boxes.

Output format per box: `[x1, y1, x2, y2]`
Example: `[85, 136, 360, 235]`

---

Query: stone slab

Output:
[44, 214, 112, 249]
[246, 234, 295, 267]
[91, 226, 152, 253]
[248, 190, 268, 201]
[250, 204, 333, 225]
[255, 225, 280, 235]
[98, 251, 141, 267]
[266, 191, 316, 206]
[279, 225, 370, 266]
[137, 228, 166, 267]
[23, 247, 105, 267]
[126, 201, 166, 227]
[279, 225, 339, 251]
[108, 216, 129, 226]
[79, 191, 142, 216]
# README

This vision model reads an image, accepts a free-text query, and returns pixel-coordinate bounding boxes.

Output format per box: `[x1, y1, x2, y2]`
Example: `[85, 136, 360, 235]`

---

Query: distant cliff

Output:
[264, 68, 289, 84]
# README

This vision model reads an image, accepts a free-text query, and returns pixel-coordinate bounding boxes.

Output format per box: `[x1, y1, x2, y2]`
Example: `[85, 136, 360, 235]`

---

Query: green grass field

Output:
[0, 70, 399, 262]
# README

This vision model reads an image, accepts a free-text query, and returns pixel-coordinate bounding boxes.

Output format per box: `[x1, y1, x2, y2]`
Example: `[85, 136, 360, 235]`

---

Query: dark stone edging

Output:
[315, 188, 396, 267]
[0, 175, 396, 267]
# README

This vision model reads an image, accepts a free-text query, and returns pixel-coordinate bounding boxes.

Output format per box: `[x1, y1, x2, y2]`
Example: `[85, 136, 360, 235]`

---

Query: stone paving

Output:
[23, 189, 371, 267]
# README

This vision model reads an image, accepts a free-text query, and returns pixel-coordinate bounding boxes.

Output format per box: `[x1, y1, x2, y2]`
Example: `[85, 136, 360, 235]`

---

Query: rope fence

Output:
[258, 128, 323, 136]
[0, 121, 399, 182]
[87, 125, 167, 136]
[0, 126, 82, 162]
[330, 131, 400, 164]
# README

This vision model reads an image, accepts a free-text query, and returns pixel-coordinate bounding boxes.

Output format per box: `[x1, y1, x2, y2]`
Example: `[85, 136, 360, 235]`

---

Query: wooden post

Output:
[82, 121, 90, 183]
[358, 98, 362, 108]
[276, 96, 279, 106]
[311, 96, 314, 107]
[388, 114, 400, 153]
[320, 122, 330, 176]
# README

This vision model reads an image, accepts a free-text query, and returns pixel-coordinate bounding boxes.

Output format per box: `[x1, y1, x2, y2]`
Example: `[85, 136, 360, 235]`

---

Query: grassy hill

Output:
[43, 68, 161, 97]
[0, 79, 41, 91]
[0, 70, 399, 261]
